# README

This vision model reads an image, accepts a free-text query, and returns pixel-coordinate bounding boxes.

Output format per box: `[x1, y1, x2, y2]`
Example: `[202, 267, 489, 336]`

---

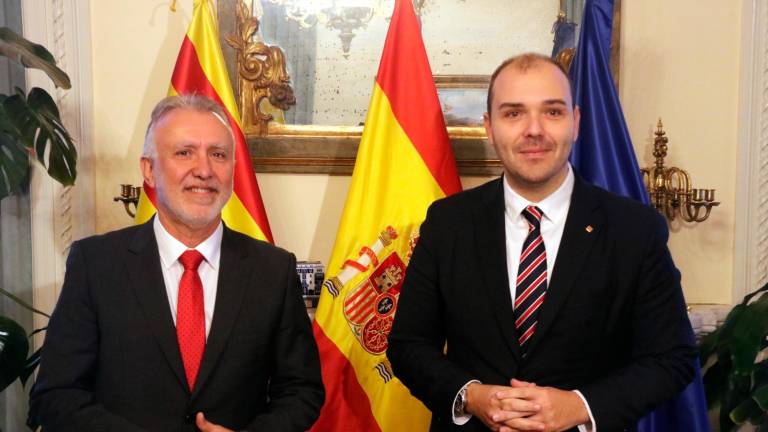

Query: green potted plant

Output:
[700, 282, 768, 430]
[0, 26, 77, 394]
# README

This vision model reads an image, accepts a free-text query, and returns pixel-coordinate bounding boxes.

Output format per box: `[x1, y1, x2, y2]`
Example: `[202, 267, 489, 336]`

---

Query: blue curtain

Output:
[565, 0, 710, 430]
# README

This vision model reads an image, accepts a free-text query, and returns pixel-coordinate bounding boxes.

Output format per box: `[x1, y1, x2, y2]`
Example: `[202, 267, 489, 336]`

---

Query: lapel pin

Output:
[585, 225, 594, 233]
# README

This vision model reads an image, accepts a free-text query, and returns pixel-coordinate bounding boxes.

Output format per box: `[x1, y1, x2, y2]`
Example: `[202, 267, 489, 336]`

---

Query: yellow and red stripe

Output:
[311, 1, 461, 431]
[135, 0, 272, 243]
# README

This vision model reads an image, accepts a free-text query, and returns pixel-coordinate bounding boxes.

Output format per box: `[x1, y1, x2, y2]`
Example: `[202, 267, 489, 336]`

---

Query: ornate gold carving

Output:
[554, 48, 575, 73]
[225, 0, 295, 136]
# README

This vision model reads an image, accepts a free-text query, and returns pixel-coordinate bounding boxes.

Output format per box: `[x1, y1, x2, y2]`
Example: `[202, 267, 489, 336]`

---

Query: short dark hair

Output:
[486, 53, 574, 115]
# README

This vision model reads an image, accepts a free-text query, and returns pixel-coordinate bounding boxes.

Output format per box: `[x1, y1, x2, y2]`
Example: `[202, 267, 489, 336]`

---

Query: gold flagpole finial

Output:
[170, 0, 177, 12]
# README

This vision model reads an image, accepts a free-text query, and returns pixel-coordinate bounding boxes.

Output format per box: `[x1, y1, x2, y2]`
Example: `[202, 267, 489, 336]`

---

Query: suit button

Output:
[184, 413, 194, 424]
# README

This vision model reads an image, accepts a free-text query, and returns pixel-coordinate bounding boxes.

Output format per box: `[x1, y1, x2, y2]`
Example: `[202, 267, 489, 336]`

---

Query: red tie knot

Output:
[179, 249, 204, 271]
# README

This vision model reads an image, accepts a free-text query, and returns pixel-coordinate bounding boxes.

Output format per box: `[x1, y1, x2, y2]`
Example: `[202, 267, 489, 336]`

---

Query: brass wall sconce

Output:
[640, 119, 719, 223]
[114, 184, 141, 218]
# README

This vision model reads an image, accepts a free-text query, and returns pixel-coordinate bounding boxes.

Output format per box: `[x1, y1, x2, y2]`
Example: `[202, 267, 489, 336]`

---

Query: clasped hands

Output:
[465, 379, 589, 432]
[195, 412, 235, 432]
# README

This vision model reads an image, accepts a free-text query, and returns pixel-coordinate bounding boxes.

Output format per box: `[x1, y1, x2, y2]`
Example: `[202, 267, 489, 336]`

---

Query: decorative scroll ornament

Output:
[225, 0, 295, 136]
[554, 47, 575, 73]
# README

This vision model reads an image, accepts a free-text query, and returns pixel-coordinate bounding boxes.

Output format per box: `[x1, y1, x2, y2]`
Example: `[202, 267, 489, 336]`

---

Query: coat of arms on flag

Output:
[331, 226, 418, 355]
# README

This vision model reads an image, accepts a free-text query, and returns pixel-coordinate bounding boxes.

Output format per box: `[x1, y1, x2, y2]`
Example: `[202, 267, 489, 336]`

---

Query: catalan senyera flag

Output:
[134, 0, 273, 243]
[310, 1, 462, 430]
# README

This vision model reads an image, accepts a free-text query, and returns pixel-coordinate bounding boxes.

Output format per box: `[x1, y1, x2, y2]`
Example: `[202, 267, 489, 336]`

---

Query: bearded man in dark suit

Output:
[29, 94, 324, 432]
[388, 53, 696, 432]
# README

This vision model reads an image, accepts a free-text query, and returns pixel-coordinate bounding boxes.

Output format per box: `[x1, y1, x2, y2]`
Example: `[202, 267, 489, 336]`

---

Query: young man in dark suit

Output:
[388, 53, 696, 431]
[29, 95, 324, 431]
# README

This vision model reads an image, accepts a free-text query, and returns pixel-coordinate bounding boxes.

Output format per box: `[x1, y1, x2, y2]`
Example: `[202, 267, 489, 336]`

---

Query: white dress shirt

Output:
[153, 216, 223, 338]
[503, 164, 573, 303]
[454, 165, 596, 431]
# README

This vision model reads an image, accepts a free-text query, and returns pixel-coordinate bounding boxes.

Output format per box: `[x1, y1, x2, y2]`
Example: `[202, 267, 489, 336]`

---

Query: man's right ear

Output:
[483, 112, 494, 146]
[140, 157, 155, 188]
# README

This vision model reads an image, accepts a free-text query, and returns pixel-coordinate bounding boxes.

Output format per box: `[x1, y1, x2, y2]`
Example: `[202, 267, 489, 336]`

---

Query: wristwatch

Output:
[453, 384, 469, 418]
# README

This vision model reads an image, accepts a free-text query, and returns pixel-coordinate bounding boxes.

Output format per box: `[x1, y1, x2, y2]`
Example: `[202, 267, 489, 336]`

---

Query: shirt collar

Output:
[153, 216, 223, 270]
[503, 163, 575, 225]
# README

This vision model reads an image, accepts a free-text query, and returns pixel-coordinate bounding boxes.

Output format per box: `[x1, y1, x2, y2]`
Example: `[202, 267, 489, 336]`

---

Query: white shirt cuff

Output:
[452, 380, 480, 425]
[573, 390, 596, 432]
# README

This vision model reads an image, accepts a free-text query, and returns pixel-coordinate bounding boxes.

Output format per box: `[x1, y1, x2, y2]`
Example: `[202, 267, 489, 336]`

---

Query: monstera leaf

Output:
[0, 25, 74, 407]
[0, 27, 77, 200]
[701, 282, 768, 430]
[0, 316, 29, 392]
[0, 27, 70, 89]
[0, 96, 31, 198]
[1, 88, 77, 195]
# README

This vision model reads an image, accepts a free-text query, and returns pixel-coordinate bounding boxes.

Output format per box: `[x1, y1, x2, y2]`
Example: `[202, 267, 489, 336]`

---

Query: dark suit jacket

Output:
[388, 176, 696, 431]
[29, 220, 324, 432]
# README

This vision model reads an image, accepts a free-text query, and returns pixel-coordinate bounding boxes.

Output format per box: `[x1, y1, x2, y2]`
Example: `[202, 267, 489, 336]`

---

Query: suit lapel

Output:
[191, 226, 251, 399]
[473, 178, 521, 362]
[125, 219, 189, 392]
[525, 176, 604, 355]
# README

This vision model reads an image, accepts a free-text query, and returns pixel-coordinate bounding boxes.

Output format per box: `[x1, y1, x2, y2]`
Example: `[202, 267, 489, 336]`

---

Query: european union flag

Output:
[566, 0, 710, 430]
[568, 0, 648, 203]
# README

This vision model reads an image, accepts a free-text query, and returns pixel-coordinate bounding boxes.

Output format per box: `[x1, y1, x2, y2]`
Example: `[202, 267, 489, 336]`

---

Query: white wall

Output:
[620, 0, 741, 304]
[91, 1, 193, 232]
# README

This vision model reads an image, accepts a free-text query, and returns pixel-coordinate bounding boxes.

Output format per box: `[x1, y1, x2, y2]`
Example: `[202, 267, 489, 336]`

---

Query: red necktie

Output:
[513, 206, 547, 352]
[177, 249, 205, 390]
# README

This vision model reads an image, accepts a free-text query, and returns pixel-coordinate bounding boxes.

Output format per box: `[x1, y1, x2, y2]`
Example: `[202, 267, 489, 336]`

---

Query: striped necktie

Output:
[513, 206, 547, 353]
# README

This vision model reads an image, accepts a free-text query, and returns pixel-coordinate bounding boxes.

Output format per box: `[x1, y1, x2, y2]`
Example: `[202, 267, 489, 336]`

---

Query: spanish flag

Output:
[311, 1, 462, 430]
[134, 0, 273, 243]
